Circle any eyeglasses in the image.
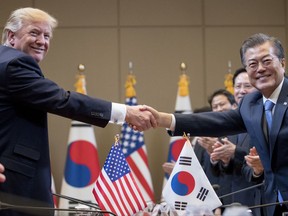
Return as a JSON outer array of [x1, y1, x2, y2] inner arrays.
[[246, 57, 274, 72], [234, 83, 253, 91]]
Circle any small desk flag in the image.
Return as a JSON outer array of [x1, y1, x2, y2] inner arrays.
[[92, 139, 147, 216], [162, 139, 222, 215]]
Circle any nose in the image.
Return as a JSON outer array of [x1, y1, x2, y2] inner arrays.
[[257, 61, 266, 71], [239, 86, 248, 94], [214, 106, 223, 112], [35, 34, 45, 44]]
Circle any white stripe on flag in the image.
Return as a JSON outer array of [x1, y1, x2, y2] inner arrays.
[[95, 172, 123, 215]]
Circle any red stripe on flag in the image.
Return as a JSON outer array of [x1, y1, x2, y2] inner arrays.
[[126, 156, 154, 201], [118, 176, 137, 213], [93, 177, 116, 214], [124, 175, 146, 210], [101, 173, 126, 216], [138, 146, 148, 165], [112, 178, 131, 215], [94, 173, 124, 215]]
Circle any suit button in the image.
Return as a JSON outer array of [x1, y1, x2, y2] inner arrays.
[[91, 112, 104, 118]]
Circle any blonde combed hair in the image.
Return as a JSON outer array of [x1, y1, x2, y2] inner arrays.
[[2, 7, 58, 44]]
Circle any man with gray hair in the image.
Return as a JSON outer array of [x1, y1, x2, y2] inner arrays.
[[147, 33, 288, 216]]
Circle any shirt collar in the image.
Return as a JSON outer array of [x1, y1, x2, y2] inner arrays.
[[263, 78, 284, 104]]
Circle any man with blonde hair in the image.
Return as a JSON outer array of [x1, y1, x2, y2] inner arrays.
[[0, 7, 156, 216]]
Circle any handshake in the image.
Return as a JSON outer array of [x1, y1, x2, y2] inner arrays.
[[125, 105, 172, 131]]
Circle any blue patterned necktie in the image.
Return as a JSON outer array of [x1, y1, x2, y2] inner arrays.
[[264, 100, 274, 133], [264, 100, 284, 204]]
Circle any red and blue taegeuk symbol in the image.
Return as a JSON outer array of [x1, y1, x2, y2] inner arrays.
[[64, 140, 100, 187], [168, 139, 186, 162], [171, 171, 195, 196]]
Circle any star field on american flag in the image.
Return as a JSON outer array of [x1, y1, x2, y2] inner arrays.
[[104, 144, 130, 181], [92, 143, 147, 216]]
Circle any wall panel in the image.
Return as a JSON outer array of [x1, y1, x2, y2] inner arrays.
[[1, 0, 287, 203]]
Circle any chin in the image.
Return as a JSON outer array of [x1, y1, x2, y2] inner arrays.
[[33, 55, 44, 62]]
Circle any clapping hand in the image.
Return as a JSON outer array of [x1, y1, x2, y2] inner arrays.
[[197, 137, 218, 155], [0, 163, 5, 183], [210, 138, 236, 164], [244, 147, 264, 176]]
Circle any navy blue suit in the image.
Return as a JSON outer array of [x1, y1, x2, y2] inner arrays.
[[0, 46, 112, 215], [221, 134, 261, 216], [172, 78, 288, 215]]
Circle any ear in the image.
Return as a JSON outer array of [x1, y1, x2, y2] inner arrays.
[[7, 30, 15, 46], [232, 103, 238, 110], [281, 58, 286, 68]]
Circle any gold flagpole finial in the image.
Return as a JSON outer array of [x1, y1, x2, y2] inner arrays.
[[114, 134, 120, 146], [74, 64, 87, 95], [125, 61, 136, 98], [78, 64, 85, 73], [224, 60, 234, 94], [183, 132, 191, 141], [228, 60, 232, 73], [128, 61, 133, 74], [178, 62, 189, 97], [180, 62, 187, 74]]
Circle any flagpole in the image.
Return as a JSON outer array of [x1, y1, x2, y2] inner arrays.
[[119, 64, 155, 203], [59, 64, 100, 212]]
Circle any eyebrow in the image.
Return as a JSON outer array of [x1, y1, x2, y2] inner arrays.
[[247, 54, 272, 62]]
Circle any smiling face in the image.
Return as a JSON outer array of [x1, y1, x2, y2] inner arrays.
[[233, 72, 256, 104], [211, 94, 236, 112], [244, 41, 286, 98], [8, 21, 52, 62]]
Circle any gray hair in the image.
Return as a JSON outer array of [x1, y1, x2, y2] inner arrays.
[[2, 7, 58, 44], [240, 33, 285, 66]]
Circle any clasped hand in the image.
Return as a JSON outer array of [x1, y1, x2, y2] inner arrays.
[[125, 105, 159, 131]]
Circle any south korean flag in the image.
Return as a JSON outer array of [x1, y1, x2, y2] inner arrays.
[[162, 138, 222, 215]]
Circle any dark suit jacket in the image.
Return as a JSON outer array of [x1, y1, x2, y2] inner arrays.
[[0, 46, 112, 215], [220, 134, 262, 216], [172, 78, 288, 216]]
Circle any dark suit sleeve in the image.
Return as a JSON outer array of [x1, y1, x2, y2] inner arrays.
[[242, 161, 264, 183], [223, 146, 248, 175], [5, 55, 111, 127], [173, 110, 246, 137]]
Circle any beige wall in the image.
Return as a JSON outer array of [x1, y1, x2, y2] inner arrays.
[[1, 0, 288, 202]]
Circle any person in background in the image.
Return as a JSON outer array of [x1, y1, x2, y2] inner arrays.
[[0, 7, 156, 216], [162, 106, 211, 175], [211, 68, 262, 216], [146, 33, 288, 216], [163, 89, 238, 209], [200, 89, 237, 208]]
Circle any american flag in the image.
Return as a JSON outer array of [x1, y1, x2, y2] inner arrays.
[[120, 97, 155, 203], [92, 143, 147, 216]]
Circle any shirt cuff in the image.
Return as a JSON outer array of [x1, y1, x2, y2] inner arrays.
[[252, 171, 263, 178], [210, 158, 219, 165], [169, 114, 176, 131], [109, 102, 126, 124]]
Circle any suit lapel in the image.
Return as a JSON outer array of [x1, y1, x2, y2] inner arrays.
[[269, 79, 288, 155], [251, 95, 270, 158], [237, 133, 247, 147]]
